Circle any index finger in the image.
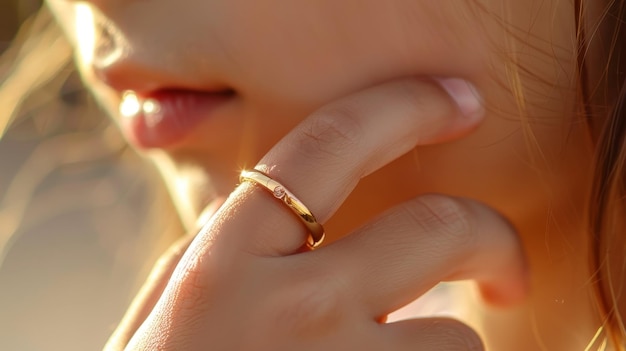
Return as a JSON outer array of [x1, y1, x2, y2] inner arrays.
[[222, 77, 484, 255]]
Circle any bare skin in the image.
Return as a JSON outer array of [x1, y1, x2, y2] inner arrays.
[[47, 0, 601, 349], [104, 78, 528, 350]]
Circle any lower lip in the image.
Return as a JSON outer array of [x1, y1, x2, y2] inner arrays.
[[120, 90, 235, 148]]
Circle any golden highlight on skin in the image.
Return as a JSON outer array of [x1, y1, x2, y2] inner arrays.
[[74, 4, 96, 64]]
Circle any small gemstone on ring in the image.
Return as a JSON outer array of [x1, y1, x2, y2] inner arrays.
[[273, 186, 286, 198]]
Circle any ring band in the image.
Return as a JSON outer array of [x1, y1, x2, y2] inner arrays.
[[240, 169, 325, 249]]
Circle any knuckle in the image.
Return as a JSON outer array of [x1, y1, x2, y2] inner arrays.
[[297, 105, 363, 160], [410, 194, 476, 250], [174, 272, 212, 318], [270, 275, 346, 338], [174, 255, 222, 314], [159, 261, 228, 347]]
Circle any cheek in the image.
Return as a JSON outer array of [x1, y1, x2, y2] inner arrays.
[[220, 0, 490, 106]]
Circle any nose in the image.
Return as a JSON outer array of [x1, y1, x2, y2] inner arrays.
[[68, 2, 125, 68], [61, 1, 168, 93], [92, 20, 121, 65]]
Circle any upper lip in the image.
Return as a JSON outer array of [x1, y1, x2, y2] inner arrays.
[[93, 59, 233, 98], [89, 12, 233, 97], [93, 64, 233, 97]]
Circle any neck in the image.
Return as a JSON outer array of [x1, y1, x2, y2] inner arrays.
[[469, 188, 604, 351]]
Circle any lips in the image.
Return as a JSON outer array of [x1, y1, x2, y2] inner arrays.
[[119, 89, 236, 148]]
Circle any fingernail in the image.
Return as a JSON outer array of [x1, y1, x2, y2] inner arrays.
[[436, 78, 485, 121]]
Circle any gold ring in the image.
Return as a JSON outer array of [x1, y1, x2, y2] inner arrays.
[[240, 169, 325, 249]]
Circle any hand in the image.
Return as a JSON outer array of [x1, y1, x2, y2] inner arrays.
[[105, 77, 528, 351]]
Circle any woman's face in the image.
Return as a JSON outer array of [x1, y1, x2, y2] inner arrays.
[[47, 0, 590, 234]]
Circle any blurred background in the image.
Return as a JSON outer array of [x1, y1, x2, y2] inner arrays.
[[0, 1, 180, 350]]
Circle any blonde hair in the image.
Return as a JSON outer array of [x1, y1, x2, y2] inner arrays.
[[0, 6, 182, 290]]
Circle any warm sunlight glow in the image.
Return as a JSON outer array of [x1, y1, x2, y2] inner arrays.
[[143, 99, 161, 115], [120, 91, 141, 117], [143, 99, 163, 127], [74, 4, 96, 63]]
